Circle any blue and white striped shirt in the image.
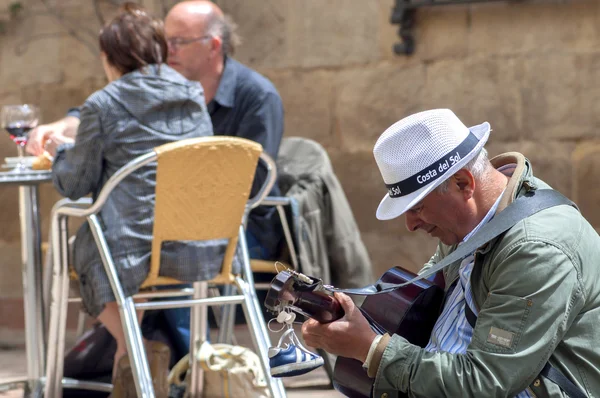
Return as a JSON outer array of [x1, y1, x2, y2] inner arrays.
[[425, 190, 532, 398]]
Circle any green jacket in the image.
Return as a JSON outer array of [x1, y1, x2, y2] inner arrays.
[[373, 152, 600, 397]]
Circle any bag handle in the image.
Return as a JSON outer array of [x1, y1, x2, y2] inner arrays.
[[197, 342, 266, 387]]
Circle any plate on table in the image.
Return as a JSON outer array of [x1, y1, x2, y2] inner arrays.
[[2, 156, 36, 169]]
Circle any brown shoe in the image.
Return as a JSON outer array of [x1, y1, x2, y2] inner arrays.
[[109, 342, 171, 398], [146, 340, 171, 398], [109, 354, 136, 398]]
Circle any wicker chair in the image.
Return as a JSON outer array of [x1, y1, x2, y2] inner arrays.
[[44, 136, 286, 398]]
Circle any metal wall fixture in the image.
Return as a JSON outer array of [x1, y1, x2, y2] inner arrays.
[[391, 0, 528, 55]]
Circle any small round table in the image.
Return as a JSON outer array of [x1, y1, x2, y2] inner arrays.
[[0, 169, 52, 396]]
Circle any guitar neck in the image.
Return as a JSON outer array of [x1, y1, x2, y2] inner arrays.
[[292, 288, 345, 323], [265, 271, 345, 323]]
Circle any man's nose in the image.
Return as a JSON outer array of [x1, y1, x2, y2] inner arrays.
[[405, 211, 420, 232]]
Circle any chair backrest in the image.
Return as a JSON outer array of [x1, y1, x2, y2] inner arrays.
[[148, 136, 264, 285]]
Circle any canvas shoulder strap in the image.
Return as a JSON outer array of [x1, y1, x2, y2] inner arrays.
[[334, 189, 576, 296]]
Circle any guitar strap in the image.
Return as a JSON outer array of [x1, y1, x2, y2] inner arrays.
[[333, 188, 576, 296]]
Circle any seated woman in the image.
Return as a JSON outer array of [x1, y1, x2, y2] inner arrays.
[[49, 3, 232, 395]]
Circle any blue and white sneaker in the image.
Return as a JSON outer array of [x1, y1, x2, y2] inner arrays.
[[268, 328, 324, 377]]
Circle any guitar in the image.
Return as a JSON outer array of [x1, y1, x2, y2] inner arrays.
[[265, 267, 445, 398]]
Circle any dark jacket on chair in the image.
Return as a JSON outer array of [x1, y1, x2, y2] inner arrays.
[[277, 137, 373, 288]]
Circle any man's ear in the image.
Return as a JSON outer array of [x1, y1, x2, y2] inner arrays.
[[210, 36, 223, 56], [452, 169, 475, 199]]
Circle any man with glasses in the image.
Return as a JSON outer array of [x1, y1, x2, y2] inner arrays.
[[164, 1, 285, 262]]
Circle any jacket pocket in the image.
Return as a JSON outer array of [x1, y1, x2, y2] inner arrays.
[[472, 292, 532, 354]]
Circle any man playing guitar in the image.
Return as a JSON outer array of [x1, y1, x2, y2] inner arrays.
[[300, 109, 599, 397]]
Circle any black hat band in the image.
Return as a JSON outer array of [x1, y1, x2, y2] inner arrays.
[[385, 132, 480, 198]]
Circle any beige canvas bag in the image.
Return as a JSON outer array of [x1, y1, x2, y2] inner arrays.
[[168, 341, 271, 398]]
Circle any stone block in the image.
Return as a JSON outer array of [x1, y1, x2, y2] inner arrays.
[[286, 0, 380, 68], [362, 230, 437, 278], [328, 149, 385, 234], [0, 242, 23, 298], [518, 53, 600, 141], [21, 80, 105, 123], [414, 6, 469, 62], [262, 69, 336, 147], [486, 140, 575, 198], [55, 2, 105, 83], [573, 143, 600, 227], [218, 0, 290, 69], [469, 1, 600, 56], [335, 62, 427, 152], [423, 55, 521, 141], [0, 14, 62, 92], [0, 186, 20, 242]]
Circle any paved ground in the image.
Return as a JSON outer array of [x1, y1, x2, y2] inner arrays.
[[0, 325, 344, 398]]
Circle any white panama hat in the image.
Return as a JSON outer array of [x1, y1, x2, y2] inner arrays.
[[373, 109, 491, 220]]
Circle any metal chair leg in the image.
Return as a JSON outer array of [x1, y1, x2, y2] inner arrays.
[[44, 220, 60, 398], [217, 284, 236, 344], [188, 282, 208, 398], [75, 308, 87, 338], [88, 215, 154, 398], [234, 227, 285, 397], [236, 277, 286, 398], [120, 297, 155, 398], [45, 215, 71, 398]]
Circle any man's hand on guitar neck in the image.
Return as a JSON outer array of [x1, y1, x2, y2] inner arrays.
[[301, 292, 377, 363]]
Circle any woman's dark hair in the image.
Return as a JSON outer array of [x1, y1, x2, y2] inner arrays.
[[99, 2, 167, 75]]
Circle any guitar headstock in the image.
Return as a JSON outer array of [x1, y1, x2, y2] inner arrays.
[[264, 270, 344, 323]]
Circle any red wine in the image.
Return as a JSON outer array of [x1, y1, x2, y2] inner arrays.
[[5, 124, 33, 145]]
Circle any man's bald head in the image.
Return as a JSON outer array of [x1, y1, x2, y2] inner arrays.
[[164, 1, 240, 99], [165, 1, 239, 58], [167, 1, 223, 29]]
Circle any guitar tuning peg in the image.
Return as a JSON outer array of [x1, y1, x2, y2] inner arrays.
[[276, 311, 295, 324], [285, 312, 296, 324]]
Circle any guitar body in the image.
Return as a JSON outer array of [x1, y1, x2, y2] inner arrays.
[[264, 267, 445, 398], [332, 267, 445, 398]]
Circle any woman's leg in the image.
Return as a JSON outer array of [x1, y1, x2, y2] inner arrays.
[[97, 301, 145, 378]]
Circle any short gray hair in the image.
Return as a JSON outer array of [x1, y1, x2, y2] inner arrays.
[[205, 13, 241, 56], [435, 148, 490, 193]]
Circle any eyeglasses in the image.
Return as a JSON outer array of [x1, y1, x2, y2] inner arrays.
[[167, 35, 212, 49]]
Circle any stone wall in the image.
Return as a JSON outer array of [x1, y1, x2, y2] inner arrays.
[[1, 0, 600, 319]]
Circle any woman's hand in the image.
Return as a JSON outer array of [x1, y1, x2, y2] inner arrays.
[[301, 292, 377, 362], [26, 116, 80, 156]]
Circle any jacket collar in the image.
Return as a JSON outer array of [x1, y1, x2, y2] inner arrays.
[[490, 152, 536, 213], [470, 152, 534, 255]]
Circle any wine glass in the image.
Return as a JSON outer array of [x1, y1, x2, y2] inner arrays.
[[1, 104, 40, 172]]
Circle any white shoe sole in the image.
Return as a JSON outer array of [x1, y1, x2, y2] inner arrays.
[[270, 357, 325, 376]]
